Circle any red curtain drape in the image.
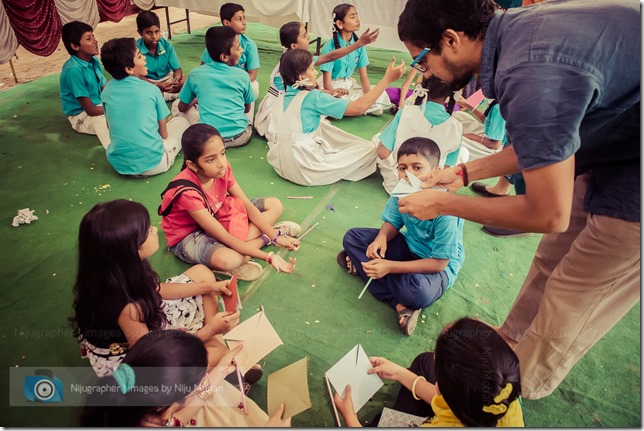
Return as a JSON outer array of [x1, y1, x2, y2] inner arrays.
[[97, 0, 130, 22], [2, 0, 62, 56]]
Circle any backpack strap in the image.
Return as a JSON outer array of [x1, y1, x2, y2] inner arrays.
[[158, 179, 215, 217]]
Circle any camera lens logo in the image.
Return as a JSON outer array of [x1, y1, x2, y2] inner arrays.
[[23, 369, 63, 403]]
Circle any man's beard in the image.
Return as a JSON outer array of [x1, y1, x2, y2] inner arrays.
[[443, 55, 475, 92]]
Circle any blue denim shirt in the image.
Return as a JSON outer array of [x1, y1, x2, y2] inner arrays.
[[480, 0, 640, 222]]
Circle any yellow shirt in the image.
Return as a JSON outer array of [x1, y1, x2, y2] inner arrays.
[[422, 395, 525, 427]]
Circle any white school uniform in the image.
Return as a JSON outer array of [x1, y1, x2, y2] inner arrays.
[[254, 63, 281, 136], [377, 93, 465, 194], [316, 75, 391, 115], [266, 89, 377, 186]]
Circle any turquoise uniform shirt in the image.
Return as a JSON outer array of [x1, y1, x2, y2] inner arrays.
[[382, 197, 465, 289], [484, 103, 507, 145], [201, 33, 260, 72], [59, 55, 106, 116], [136, 37, 181, 80], [283, 86, 349, 133], [101, 76, 170, 175], [380, 101, 462, 165], [319, 35, 368, 79], [179, 61, 255, 138]]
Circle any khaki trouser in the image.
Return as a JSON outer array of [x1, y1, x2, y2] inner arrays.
[[502, 173, 640, 399]]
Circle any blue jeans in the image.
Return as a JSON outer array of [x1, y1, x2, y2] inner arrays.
[[342, 228, 449, 310]]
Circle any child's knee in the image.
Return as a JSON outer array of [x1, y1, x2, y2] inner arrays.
[[210, 249, 246, 271], [342, 228, 362, 249], [186, 264, 216, 282], [264, 197, 284, 215]]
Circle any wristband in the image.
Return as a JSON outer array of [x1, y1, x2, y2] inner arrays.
[[271, 230, 281, 245], [265, 252, 274, 263], [455, 163, 469, 187], [411, 375, 427, 401]]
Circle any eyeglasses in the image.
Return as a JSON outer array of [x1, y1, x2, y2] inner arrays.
[[410, 47, 430, 73]]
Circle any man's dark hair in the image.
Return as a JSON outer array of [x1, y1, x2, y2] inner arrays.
[[205, 26, 237, 63], [220, 3, 245, 23], [398, 0, 498, 53], [100, 38, 136, 80], [62, 21, 94, 56]]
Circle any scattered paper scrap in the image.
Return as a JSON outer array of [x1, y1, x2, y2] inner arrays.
[[12, 208, 38, 227], [326, 204, 336, 212]]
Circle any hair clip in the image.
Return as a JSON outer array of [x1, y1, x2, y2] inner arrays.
[[482, 383, 513, 415], [112, 363, 136, 394]]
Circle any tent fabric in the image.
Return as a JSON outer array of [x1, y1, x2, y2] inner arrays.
[[0, 1, 19, 64], [0, 0, 154, 65], [2, 0, 62, 57]]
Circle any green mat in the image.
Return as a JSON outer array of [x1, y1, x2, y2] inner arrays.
[[0, 22, 639, 427]]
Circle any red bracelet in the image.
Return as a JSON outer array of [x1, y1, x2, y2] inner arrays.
[[455, 163, 469, 187], [265, 252, 274, 263]]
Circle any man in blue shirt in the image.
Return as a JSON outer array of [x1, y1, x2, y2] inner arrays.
[[397, 0, 639, 399]]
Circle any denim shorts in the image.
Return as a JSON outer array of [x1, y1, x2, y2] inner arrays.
[[169, 198, 265, 266]]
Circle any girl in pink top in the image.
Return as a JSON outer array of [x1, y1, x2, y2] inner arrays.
[[160, 124, 299, 281]]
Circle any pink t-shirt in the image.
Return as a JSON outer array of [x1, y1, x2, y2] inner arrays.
[[160, 166, 236, 247]]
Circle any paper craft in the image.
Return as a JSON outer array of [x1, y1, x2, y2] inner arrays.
[[325, 344, 383, 412], [391, 171, 448, 198], [465, 89, 485, 108], [377, 407, 428, 428], [267, 357, 312, 419], [222, 274, 242, 313], [222, 308, 283, 374]]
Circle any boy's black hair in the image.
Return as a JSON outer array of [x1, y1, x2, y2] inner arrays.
[[435, 318, 521, 426], [136, 10, 161, 32], [397, 137, 441, 168], [100, 38, 136, 80], [205, 26, 237, 63], [332, 4, 358, 49], [280, 21, 302, 49], [220, 3, 245, 23], [279, 48, 314, 88], [62, 21, 94, 56], [398, 0, 497, 54]]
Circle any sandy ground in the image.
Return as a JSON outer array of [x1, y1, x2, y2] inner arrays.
[[0, 7, 214, 91]]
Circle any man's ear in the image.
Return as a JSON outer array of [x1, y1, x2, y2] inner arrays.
[[441, 29, 461, 52]]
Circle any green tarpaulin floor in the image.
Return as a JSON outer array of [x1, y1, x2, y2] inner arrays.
[[0, 21, 639, 427]]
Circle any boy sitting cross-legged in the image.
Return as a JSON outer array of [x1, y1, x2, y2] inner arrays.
[[339, 137, 465, 336], [175, 26, 256, 148], [100, 37, 190, 176], [59, 21, 110, 150]]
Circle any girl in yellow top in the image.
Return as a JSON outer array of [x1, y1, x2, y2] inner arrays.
[[334, 317, 525, 427]]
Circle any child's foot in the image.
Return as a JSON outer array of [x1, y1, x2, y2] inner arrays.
[[216, 261, 263, 281], [336, 250, 358, 276], [397, 307, 421, 336], [273, 221, 302, 237]]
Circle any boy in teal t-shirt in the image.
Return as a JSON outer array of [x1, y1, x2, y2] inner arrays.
[[100, 37, 190, 176], [59, 21, 110, 149], [340, 137, 465, 336], [178, 26, 255, 148], [135, 10, 186, 101]]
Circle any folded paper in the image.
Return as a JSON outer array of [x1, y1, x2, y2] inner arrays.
[[267, 357, 312, 419], [223, 308, 283, 375], [325, 344, 383, 412], [222, 273, 242, 313]]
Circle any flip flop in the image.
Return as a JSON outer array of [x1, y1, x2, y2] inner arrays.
[[244, 365, 263, 385], [398, 307, 421, 336], [471, 182, 508, 198], [336, 250, 358, 276]]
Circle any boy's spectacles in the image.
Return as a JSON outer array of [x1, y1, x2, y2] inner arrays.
[[410, 47, 430, 73]]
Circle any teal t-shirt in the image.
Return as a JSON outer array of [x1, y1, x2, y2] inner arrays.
[[319, 35, 368, 79], [179, 61, 255, 138], [282, 86, 349, 133], [484, 103, 507, 145], [380, 101, 461, 166], [382, 197, 465, 289], [101, 76, 170, 175], [59, 55, 106, 116], [136, 37, 181, 80], [201, 33, 260, 72]]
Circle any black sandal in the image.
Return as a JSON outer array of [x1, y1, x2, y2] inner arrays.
[[336, 250, 358, 276], [397, 307, 421, 336], [244, 365, 263, 385]]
